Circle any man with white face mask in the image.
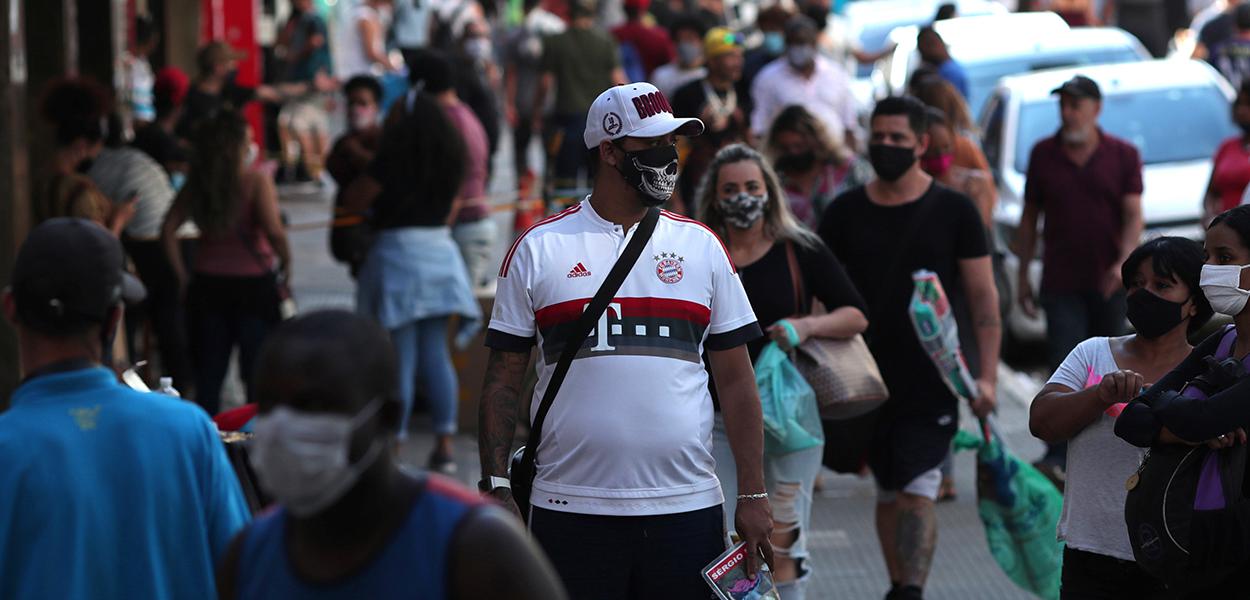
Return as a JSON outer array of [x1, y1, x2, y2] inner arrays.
[[218, 310, 566, 599], [481, 82, 775, 598], [1014, 75, 1144, 477], [749, 15, 858, 149], [326, 75, 383, 275]]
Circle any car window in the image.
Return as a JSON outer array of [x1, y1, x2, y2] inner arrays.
[[964, 47, 1144, 117], [1013, 85, 1237, 173], [981, 94, 1006, 176]]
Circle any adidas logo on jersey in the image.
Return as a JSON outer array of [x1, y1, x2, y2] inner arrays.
[[567, 263, 592, 278]]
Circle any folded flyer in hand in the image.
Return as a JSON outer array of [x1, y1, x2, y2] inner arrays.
[[702, 542, 781, 600]]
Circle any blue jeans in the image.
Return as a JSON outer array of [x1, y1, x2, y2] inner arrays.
[[530, 505, 725, 600], [713, 415, 822, 599], [390, 317, 458, 439]]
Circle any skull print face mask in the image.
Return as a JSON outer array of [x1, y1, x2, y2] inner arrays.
[[615, 143, 680, 206]]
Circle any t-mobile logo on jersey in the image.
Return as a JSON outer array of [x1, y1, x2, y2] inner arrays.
[[589, 302, 623, 352], [585, 301, 673, 352]]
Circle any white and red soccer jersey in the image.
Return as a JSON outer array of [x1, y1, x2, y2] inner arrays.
[[487, 198, 760, 516]]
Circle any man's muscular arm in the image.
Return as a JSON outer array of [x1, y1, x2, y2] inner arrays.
[[477, 348, 533, 518]]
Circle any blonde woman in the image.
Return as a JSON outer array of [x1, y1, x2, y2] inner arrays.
[[766, 105, 874, 229], [698, 143, 868, 598]]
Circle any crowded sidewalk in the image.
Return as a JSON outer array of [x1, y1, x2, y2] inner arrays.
[[275, 131, 1042, 599]]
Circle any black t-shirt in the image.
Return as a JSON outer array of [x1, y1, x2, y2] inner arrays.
[[1201, 12, 1235, 59], [175, 82, 256, 140], [708, 237, 865, 409], [738, 239, 865, 361], [131, 124, 187, 171], [818, 182, 988, 415], [365, 151, 455, 229]]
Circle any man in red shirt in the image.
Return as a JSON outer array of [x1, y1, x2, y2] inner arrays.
[[611, 0, 675, 79]]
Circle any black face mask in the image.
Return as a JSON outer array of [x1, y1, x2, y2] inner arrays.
[[775, 152, 817, 174], [868, 143, 917, 182], [1239, 121, 1250, 137], [76, 158, 95, 174], [615, 144, 680, 206], [1126, 288, 1188, 339]]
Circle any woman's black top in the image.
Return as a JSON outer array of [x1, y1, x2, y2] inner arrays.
[[1116, 327, 1250, 447], [737, 239, 866, 362], [709, 237, 866, 410]]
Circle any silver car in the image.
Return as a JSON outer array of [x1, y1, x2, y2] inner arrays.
[[980, 59, 1237, 343]]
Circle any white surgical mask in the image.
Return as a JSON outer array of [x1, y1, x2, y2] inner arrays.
[[786, 45, 816, 70], [244, 142, 259, 167], [350, 107, 378, 131], [1200, 263, 1250, 316], [249, 398, 385, 517], [464, 37, 492, 62]]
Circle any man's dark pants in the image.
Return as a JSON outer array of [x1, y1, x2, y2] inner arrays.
[[1041, 290, 1128, 371], [531, 505, 725, 599], [1040, 290, 1126, 465], [124, 238, 194, 391], [546, 113, 589, 191]]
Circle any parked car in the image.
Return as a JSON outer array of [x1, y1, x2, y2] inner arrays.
[[833, 0, 1009, 127], [873, 13, 1150, 116], [837, 0, 1008, 79], [980, 60, 1237, 343]]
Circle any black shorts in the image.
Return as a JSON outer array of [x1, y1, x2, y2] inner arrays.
[[868, 411, 958, 492]]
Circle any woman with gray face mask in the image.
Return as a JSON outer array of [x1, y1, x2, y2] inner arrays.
[[697, 143, 868, 599]]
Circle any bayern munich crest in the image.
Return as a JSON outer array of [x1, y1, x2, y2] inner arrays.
[[654, 252, 684, 284]]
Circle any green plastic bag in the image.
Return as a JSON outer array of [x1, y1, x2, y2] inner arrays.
[[953, 427, 1064, 600], [757, 343, 824, 455]]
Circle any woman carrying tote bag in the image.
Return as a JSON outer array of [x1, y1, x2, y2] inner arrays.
[[698, 144, 868, 599]]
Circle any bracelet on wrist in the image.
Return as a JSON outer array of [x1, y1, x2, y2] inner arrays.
[[737, 492, 768, 501]]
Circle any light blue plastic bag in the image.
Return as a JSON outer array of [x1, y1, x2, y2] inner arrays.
[[757, 342, 824, 455]]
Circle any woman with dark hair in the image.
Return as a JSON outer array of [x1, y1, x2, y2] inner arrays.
[[1030, 236, 1211, 598], [698, 143, 868, 598], [1204, 80, 1250, 225], [341, 91, 480, 474], [766, 104, 873, 229], [161, 110, 292, 414], [34, 78, 136, 235]]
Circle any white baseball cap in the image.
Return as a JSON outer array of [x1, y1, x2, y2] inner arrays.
[[584, 82, 704, 149]]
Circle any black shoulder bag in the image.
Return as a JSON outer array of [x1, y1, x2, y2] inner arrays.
[[509, 207, 660, 521]]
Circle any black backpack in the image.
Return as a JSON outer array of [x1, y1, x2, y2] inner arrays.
[[1124, 326, 1250, 591]]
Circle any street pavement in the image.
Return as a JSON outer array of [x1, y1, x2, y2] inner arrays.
[[273, 133, 1052, 599]]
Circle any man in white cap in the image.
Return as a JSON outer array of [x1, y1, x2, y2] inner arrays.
[[479, 82, 774, 597]]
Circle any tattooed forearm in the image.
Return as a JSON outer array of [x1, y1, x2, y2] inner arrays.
[[896, 502, 937, 586], [478, 349, 532, 477]]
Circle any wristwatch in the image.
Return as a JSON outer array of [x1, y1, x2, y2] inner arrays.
[[478, 475, 512, 493]]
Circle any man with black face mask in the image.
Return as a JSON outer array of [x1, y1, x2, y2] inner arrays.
[[480, 82, 775, 598], [818, 96, 1001, 600]]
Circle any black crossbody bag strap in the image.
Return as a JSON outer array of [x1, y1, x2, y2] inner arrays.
[[517, 207, 660, 485]]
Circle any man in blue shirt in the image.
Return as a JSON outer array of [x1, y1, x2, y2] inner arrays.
[[0, 218, 251, 600], [918, 26, 969, 99]]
